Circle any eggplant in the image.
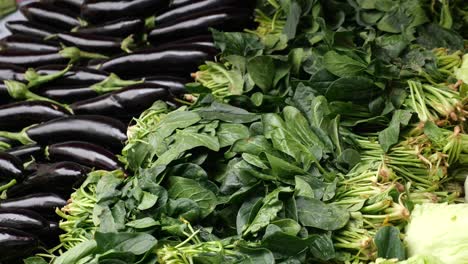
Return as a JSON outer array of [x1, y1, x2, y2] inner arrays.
[[0, 153, 23, 181], [151, 34, 215, 50], [0, 84, 12, 105], [7, 162, 86, 197], [144, 75, 188, 95], [149, 7, 254, 43], [0, 48, 107, 68], [0, 115, 127, 152], [47, 141, 122, 171], [71, 83, 170, 117], [0, 34, 60, 53], [35, 64, 109, 86], [0, 63, 26, 83], [76, 17, 145, 38], [98, 44, 217, 78], [0, 50, 67, 68], [81, 0, 170, 24], [0, 209, 50, 235], [169, 0, 195, 8], [5, 20, 59, 39], [20, 2, 81, 31], [38, 85, 100, 103], [56, 32, 125, 54], [0, 101, 69, 131], [6, 145, 44, 163], [0, 227, 39, 262], [0, 193, 67, 217], [155, 0, 253, 25], [42, 0, 85, 12]]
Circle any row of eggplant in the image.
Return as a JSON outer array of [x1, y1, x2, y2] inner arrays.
[[0, 0, 255, 262]]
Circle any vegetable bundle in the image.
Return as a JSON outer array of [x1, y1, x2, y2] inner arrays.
[[0, 0, 467, 263]]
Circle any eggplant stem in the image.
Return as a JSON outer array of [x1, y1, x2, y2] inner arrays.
[[0, 179, 16, 193]]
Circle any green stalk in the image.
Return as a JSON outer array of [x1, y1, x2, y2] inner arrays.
[[0, 179, 16, 192], [60, 47, 108, 64], [4, 80, 73, 113], [25, 64, 72, 88]]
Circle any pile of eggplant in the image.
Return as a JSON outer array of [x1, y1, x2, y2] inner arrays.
[[0, 0, 255, 262]]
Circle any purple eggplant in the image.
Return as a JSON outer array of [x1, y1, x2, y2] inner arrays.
[[7, 162, 86, 197], [0, 152, 23, 181], [0, 227, 39, 262], [0, 34, 59, 53], [76, 17, 145, 38], [148, 7, 254, 43], [0, 63, 26, 82], [0, 101, 70, 131], [20, 2, 81, 31], [5, 20, 59, 39], [0, 193, 67, 218], [0, 115, 127, 152], [70, 83, 170, 117], [98, 44, 217, 78], [47, 141, 122, 170], [6, 145, 44, 163], [81, 0, 170, 24]]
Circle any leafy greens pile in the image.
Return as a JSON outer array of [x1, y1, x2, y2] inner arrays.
[[27, 0, 467, 263]]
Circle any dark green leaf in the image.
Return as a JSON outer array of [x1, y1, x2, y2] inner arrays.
[[323, 51, 367, 77], [296, 197, 349, 230], [374, 226, 406, 260], [168, 176, 217, 218], [94, 232, 157, 255], [211, 29, 264, 57]]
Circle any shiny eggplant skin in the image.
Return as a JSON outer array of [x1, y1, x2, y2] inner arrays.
[[35, 64, 109, 86], [144, 75, 188, 95], [0, 136, 18, 148], [20, 2, 81, 31], [81, 0, 170, 24], [0, 84, 12, 105], [169, 0, 196, 8], [0, 50, 68, 68], [7, 162, 86, 197], [0, 101, 69, 131], [38, 85, 100, 103], [0, 153, 24, 181], [0, 227, 39, 262], [24, 115, 127, 152], [5, 21, 59, 39], [0, 209, 50, 235], [0, 63, 26, 82], [0, 34, 59, 53], [99, 44, 217, 78], [6, 145, 44, 163], [56, 32, 123, 54], [150, 34, 215, 50], [71, 83, 170, 117], [155, 0, 253, 25], [47, 141, 122, 171], [0, 193, 67, 217], [149, 7, 254, 43], [42, 0, 85, 11], [76, 17, 145, 38]]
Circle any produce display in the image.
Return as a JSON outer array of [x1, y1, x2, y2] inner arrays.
[[0, 0, 466, 263]]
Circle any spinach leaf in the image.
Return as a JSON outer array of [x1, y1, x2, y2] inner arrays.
[[323, 51, 367, 77], [374, 226, 406, 260], [243, 187, 292, 235], [94, 232, 157, 255], [296, 197, 349, 230], [168, 176, 218, 218]]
